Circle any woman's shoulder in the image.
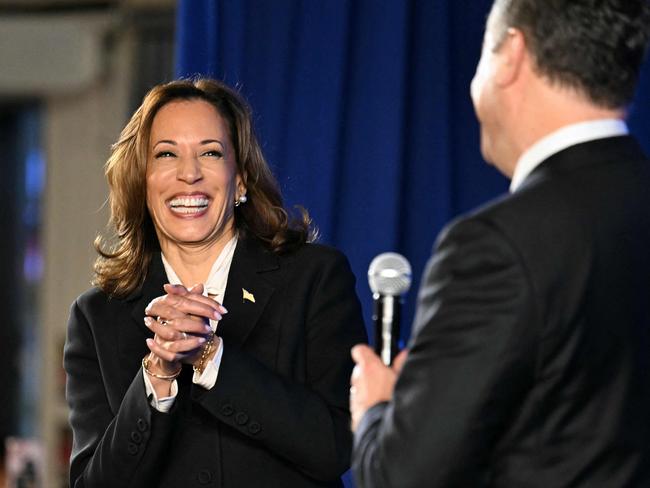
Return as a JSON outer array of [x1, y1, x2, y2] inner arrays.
[[243, 234, 349, 265], [73, 285, 127, 314]]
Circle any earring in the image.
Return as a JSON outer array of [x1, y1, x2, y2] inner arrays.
[[235, 194, 248, 207]]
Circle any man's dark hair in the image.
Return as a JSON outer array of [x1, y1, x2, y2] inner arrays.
[[492, 0, 650, 108]]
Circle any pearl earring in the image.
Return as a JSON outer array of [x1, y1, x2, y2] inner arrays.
[[235, 194, 248, 207]]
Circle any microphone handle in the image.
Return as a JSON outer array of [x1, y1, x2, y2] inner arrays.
[[372, 293, 401, 366]]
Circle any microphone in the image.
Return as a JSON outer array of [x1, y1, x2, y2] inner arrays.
[[368, 252, 412, 366]]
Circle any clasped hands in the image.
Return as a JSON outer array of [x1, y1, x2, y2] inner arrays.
[[143, 283, 227, 378], [350, 345, 408, 432]]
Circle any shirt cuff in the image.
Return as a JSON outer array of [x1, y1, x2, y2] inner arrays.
[[143, 369, 178, 413], [193, 338, 224, 390]]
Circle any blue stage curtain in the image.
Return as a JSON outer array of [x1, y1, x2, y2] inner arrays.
[[176, 0, 650, 456]]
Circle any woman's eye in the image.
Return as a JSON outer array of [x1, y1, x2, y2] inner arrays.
[[203, 150, 224, 158], [154, 151, 175, 159]]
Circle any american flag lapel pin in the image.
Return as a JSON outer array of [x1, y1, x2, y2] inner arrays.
[[242, 288, 256, 303]]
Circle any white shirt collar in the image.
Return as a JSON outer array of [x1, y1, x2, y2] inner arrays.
[[161, 235, 238, 301], [509, 119, 629, 192]]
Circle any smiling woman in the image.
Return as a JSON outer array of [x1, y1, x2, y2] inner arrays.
[[94, 79, 312, 298], [145, 100, 241, 256], [63, 78, 367, 488]]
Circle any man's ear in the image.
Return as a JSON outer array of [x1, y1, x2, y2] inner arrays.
[[496, 27, 527, 87]]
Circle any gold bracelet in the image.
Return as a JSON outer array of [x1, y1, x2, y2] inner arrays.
[[193, 333, 215, 375], [142, 356, 182, 381]]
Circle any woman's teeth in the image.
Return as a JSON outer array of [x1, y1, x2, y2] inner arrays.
[[169, 196, 209, 214]]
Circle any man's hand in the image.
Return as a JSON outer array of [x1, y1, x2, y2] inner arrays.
[[350, 345, 408, 431]]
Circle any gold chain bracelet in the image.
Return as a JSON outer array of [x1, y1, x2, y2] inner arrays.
[[142, 355, 182, 381], [193, 332, 215, 375]]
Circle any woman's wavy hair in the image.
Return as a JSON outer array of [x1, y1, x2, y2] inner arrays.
[[94, 78, 314, 297]]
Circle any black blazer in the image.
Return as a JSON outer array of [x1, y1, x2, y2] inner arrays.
[[353, 136, 650, 487], [64, 237, 367, 488]]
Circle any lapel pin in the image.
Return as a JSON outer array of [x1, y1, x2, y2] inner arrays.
[[242, 288, 256, 303]]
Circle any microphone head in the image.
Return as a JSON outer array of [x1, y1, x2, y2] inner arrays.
[[368, 252, 412, 296]]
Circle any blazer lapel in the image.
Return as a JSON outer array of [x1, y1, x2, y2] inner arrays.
[[217, 237, 279, 348]]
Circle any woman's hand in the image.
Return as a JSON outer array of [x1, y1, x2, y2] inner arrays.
[[144, 284, 224, 366], [144, 284, 221, 364]]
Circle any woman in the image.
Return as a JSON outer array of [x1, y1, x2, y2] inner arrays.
[[64, 78, 367, 488]]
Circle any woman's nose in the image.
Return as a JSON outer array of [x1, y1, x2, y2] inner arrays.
[[177, 156, 203, 183]]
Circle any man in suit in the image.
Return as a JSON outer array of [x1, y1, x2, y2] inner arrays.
[[350, 1, 650, 486]]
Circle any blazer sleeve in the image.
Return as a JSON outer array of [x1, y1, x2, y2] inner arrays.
[[64, 297, 177, 488], [190, 250, 367, 482], [353, 217, 541, 488]]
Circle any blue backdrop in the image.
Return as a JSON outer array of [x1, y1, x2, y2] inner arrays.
[[175, 0, 650, 364], [175, 0, 649, 486]]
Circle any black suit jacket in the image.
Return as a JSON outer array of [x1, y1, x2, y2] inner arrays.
[[353, 136, 650, 487], [64, 237, 367, 488]]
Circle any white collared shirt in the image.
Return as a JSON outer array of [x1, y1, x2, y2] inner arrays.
[[144, 236, 238, 412], [510, 119, 629, 192]]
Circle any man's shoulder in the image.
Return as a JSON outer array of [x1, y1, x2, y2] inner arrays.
[[438, 144, 650, 270], [437, 180, 583, 257]]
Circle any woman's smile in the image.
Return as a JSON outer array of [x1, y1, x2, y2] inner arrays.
[[167, 192, 211, 217]]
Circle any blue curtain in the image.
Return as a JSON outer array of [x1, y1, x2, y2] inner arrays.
[[175, 0, 650, 352], [175, 1, 649, 486]]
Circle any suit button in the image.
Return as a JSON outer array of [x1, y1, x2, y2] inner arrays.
[[221, 404, 234, 416], [248, 421, 261, 435], [197, 469, 212, 484], [130, 431, 142, 444], [127, 442, 138, 455], [136, 418, 148, 432], [235, 412, 249, 425]]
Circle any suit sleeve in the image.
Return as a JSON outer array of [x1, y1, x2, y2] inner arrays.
[[64, 298, 177, 488], [190, 250, 368, 481], [353, 217, 541, 488]]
